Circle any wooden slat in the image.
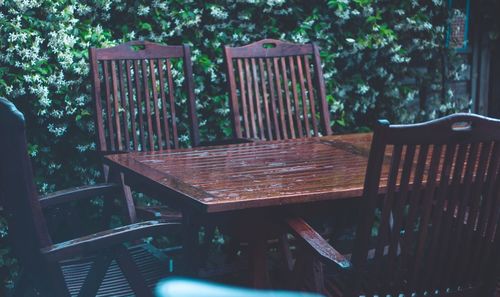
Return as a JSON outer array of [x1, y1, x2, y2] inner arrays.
[[102, 61, 115, 151], [237, 59, 250, 138], [469, 142, 500, 280], [456, 142, 492, 285], [89, 48, 107, 152], [141, 60, 155, 150], [157, 59, 171, 149], [165, 59, 179, 148], [266, 58, 281, 140], [149, 59, 163, 149], [244, 58, 257, 138], [125, 60, 138, 150], [446, 143, 479, 288], [386, 144, 416, 285], [423, 143, 457, 290], [182, 45, 200, 147], [434, 143, 469, 291], [224, 48, 242, 139], [304, 55, 318, 136], [273, 57, 287, 139], [399, 144, 429, 294], [115, 246, 153, 297], [281, 57, 296, 138], [296, 56, 310, 137], [374, 144, 402, 286], [289, 56, 303, 137], [251, 58, 265, 139], [110, 60, 123, 151], [258, 58, 273, 140], [133, 60, 146, 150], [312, 43, 331, 136], [118, 60, 130, 150], [411, 144, 443, 294], [77, 254, 112, 297]]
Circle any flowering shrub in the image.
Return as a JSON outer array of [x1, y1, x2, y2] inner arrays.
[[0, 0, 470, 290]]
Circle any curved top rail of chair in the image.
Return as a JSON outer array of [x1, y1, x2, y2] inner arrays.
[[375, 113, 500, 144], [224, 38, 316, 58], [91, 40, 186, 60], [0, 97, 25, 128]]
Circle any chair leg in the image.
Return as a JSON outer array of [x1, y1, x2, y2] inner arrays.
[[291, 246, 307, 290], [290, 244, 325, 294], [310, 256, 326, 293], [249, 237, 270, 288], [200, 223, 216, 268], [181, 210, 200, 277], [278, 234, 294, 273]]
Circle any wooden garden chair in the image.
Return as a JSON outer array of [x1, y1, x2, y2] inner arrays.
[[0, 97, 179, 297], [223, 38, 334, 279], [224, 38, 332, 141], [89, 40, 200, 223], [286, 114, 500, 296]]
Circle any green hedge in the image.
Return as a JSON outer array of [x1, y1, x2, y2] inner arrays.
[[0, 0, 471, 290]]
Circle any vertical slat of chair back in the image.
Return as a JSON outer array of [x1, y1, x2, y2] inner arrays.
[[224, 39, 332, 141], [0, 98, 52, 265], [353, 114, 500, 297], [89, 41, 199, 154]]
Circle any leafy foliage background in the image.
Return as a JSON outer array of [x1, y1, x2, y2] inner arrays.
[[0, 0, 474, 291]]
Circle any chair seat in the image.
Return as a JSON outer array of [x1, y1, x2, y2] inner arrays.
[[61, 244, 174, 297]]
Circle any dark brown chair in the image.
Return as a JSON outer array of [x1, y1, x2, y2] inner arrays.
[[224, 38, 332, 141], [0, 97, 179, 297], [89, 40, 200, 222], [223, 39, 334, 282], [89, 40, 199, 153], [287, 114, 500, 296]]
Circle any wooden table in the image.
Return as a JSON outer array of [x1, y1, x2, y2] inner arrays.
[[104, 133, 374, 285]]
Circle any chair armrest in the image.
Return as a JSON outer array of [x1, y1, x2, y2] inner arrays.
[[285, 217, 352, 270], [41, 220, 180, 262], [39, 183, 120, 208], [199, 137, 259, 147]]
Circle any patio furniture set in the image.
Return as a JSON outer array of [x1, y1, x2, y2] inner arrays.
[[0, 39, 498, 297]]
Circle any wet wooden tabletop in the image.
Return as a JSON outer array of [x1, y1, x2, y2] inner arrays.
[[104, 133, 375, 213]]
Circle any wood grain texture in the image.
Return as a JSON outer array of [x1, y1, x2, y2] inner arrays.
[[104, 133, 375, 213]]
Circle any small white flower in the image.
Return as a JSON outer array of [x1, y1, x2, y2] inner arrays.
[[210, 6, 228, 20], [137, 5, 150, 16], [357, 84, 370, 95]]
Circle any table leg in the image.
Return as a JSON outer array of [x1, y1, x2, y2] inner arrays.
[[249, 236, 270, 288], [181, 210, 200, 276]]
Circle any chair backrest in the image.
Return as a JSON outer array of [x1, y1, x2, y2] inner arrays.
[[0, 98, 51, 267], [352, 114, 500, 296], [224, 39, 332, 141], [89, 40, 200, 153]]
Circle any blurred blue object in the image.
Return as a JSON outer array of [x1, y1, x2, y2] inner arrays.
[[155, 278, 325, 297]]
